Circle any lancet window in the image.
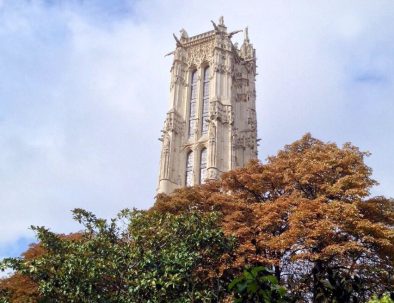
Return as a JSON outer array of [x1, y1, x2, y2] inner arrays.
[[185, 151, 193, 186], [199, 148, 207, 184], [201, 67, 210, 135], [188, 70, 198, 138]]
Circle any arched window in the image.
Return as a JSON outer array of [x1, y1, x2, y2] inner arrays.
[[201, 67, 210, 135], [199, 148, 207, 184], [188, 70, 198, 138], [185, 151, 193, 186]]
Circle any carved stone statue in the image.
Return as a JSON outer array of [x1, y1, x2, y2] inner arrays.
[[244, 26, 249, 42], [209, 122, 216, 140], [180, 28, 189, 39]]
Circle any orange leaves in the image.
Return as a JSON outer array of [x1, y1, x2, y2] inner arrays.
[[214, 134, 378, 207], [153, 133, 392, 269], [357, 197, 394, 225], [262, 134, 377, 202], [21, 243, 46, 260], [0, 274, 40, 303], [152, 134, 393, 298], [0, 243, 45, 302]]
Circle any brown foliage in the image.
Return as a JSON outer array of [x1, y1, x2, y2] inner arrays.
[[0, 274, 39, 303], [0, 243, 43, 303], [154, 134, 394, 299]]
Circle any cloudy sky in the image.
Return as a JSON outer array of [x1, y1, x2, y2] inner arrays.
[[0, 0, 393, 261]]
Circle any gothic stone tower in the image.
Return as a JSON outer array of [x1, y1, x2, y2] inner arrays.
[[158, 17, 257, 194]]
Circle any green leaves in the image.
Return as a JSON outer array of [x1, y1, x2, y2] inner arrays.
[[125, 210, 236, 302], [228, 266, 288, 303], [1, 209, 235, 302]]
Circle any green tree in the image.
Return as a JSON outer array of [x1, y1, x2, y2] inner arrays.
[[228, 266, 288, 303], [312, 267, 362, 303], [1, 209, 236, 303]]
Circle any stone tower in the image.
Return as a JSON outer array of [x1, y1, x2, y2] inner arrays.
[[157, 17, 257, 194]]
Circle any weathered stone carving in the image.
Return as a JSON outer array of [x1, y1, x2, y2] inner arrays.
[[209, 101, 233, 124], [162, 111, 184, 135], [180, 28, 189, 40], [233, 131, 257, 149], [208, 168, 218, 179], [187, 40, 215, 66], [248, 109, 257, 131], [160, 134, 170, 179]]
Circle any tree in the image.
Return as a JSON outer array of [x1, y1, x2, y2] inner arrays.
[[228, 266, 288, 303], [154, 134, 394, 302], [0, 238, 68, 303], [1, 209, 236, 302], [2, 134, 392, 302]]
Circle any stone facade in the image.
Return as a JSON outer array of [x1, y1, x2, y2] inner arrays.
[[157, 17, 258, 194]]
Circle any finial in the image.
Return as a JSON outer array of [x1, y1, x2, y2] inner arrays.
[[244, 26, 249, 42], [219, 16, 224, 26]]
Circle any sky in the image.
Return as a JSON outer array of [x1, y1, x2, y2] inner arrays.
[[0, 0, 393, 264]]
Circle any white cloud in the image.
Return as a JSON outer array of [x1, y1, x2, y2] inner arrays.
[[0, 0, 393, 256]]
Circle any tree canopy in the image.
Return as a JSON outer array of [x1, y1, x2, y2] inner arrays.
[[154, 134, 394, 301], [1, 209, 235, 303], [1, 134, 393, 302]]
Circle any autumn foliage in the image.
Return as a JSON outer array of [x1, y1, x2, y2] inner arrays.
[[154, 134, 394, 301], [1, 134, 393, 302]]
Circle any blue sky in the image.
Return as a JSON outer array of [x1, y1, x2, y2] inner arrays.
[[1, 0, 393, 266]]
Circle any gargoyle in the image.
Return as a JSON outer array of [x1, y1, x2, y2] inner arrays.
[[227, 29, 242, 39]]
